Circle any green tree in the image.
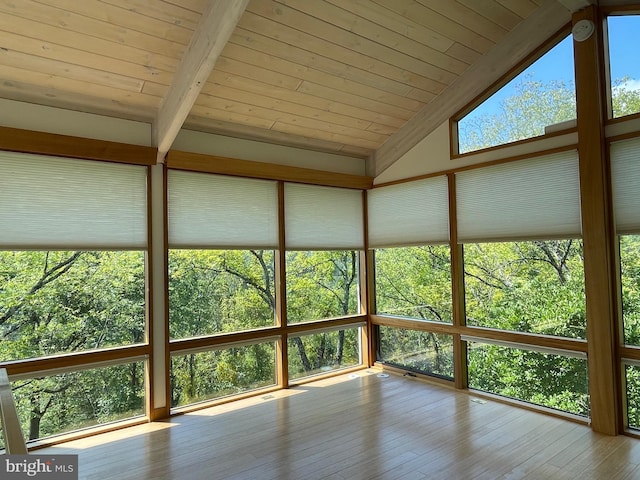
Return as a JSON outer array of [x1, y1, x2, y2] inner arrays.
[[453, 78, 640, 416], [0, 250, 145, 441], [375, 246, 451, 322], [612, 76, 640, 117], [459, 77, 576, 153]]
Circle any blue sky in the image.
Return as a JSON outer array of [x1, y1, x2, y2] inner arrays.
[[468, 15, 640, 118], [609, 15, 640, 88]]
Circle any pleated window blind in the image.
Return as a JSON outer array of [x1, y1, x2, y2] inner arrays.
[[167, 170, 279, 249], [456, 150, 581, 242], [284, 183, 364, 250], [367, 176, 449, 248], [0, 151, 147, 249], [611, 136, 640, 234]]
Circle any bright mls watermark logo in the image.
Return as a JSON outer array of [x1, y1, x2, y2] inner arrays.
[[0, 455, 77, 479]]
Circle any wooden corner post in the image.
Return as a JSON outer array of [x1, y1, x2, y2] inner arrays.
[[573, 5, 621, 435]]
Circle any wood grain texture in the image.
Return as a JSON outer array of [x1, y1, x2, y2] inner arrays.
[[154, 0, 250, 161], [574, 5, 621, 436], [370, 314, 589, 354], [167, 150, 373, 189], [448, 173, 468, 390], [36, 371, 640, 479], [0, 345, 149, 378], [372, 0, 571, 176], [0, 0, 550, 162], [0, 126, 156, 165]]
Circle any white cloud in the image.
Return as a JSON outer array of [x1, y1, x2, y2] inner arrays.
[[615, 78, 640, 91]]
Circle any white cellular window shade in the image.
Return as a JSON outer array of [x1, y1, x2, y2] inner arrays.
[[0, 151, 147, 249], [368, 176, 449, 248], [611, 136, 640, 234], [456, 150, 581, 242], [168, 170, 278, 249], [285, 183, 364, 250]]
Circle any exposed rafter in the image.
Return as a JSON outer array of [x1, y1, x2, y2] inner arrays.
[[153, 0, 249, 163], [371, 0, 572, 177]]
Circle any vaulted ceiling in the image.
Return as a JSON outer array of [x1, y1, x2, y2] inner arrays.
[[0, 0, 593, 175]]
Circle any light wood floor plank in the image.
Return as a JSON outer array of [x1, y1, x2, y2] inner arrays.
[[39, 370, 640, 480]]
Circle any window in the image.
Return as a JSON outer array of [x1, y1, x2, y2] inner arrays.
[[378, 326, 453, 379], [0, 151, 148, 443], [9, 362, 144, 445], [620, 236, 640, 345], [288, 326, 362, 381], [467, 340, 589, 416], [0, 251, 145, 361], [374, 246, 451, 323], [284, 183, 364, 324], [457, 151, 585, 338], [169, 250, 276, 338], [286, 250, 359, 323], [168, 171, 279, 340], [464, 241, 585, 338], [368, 176, 451, 373], [170, 341, 277, 408], [625, 362, 640, 430], [456, 35, 576, 154], [607, 15, 640, 118], [611, 135, 640, 430], [611, 137, 640, 345], [0, 155, 148, 359]]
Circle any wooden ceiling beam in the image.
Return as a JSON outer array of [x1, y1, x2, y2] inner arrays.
[[558, 0, 596, 11], [371, 0, 572, 177], [152, 0, 249, 163]]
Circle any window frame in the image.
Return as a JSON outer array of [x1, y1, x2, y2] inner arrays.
[[603, 10, 640, 122], [450, 26, 576, 158]]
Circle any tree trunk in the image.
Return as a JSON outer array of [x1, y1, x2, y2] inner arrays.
[[336, 330, 345, 365], [292, 337, 312, 371], [188, 354, 196, 398], [29, 396, 41, 441]]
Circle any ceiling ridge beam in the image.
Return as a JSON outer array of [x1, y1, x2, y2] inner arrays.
[[371, 0, 572, 177], [153, 0, 249, 163]]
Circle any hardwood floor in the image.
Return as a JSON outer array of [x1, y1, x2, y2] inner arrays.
[[40, 370, 640, 479]]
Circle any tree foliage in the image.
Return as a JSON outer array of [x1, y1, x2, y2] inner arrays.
[[459, 77, 576, 153], [3, 79, 640, 445]]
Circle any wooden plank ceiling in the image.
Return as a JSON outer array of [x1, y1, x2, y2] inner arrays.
[[0, 0, 567, 172]]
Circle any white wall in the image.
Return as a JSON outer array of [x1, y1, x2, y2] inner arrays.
[[173, 129, 367, 175], [0, 99, 368, 175], [374, 120, 578, 184], [0, 98, 153, 146], [374, 121, 451, 184]]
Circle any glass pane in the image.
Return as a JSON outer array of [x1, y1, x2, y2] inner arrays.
[[374, 246, 451, 323], [608, 15, 640, 118], [169, 250, 276, 339], [6, 362, 145, 446], [0, 251, 145, 361], [620, 235, 640, 345], [458, 36, 575, 154], [288, 327, 361, 380], [286, 251, 360, 324], [626, 364, 640, 429], [378, 326, 453, 379], [468, 342, 589, 416], [464, 241, 586, 339], [170, 342, 277, 408]]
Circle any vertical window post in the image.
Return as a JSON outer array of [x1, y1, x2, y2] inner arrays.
[[149, 163, 170, 420], [448, 173, 467, 389], [574, 5, 622, 435]]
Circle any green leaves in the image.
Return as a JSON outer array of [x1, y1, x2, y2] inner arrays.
[[375, 246, 452, 323], [464, 241, 586, 338]]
